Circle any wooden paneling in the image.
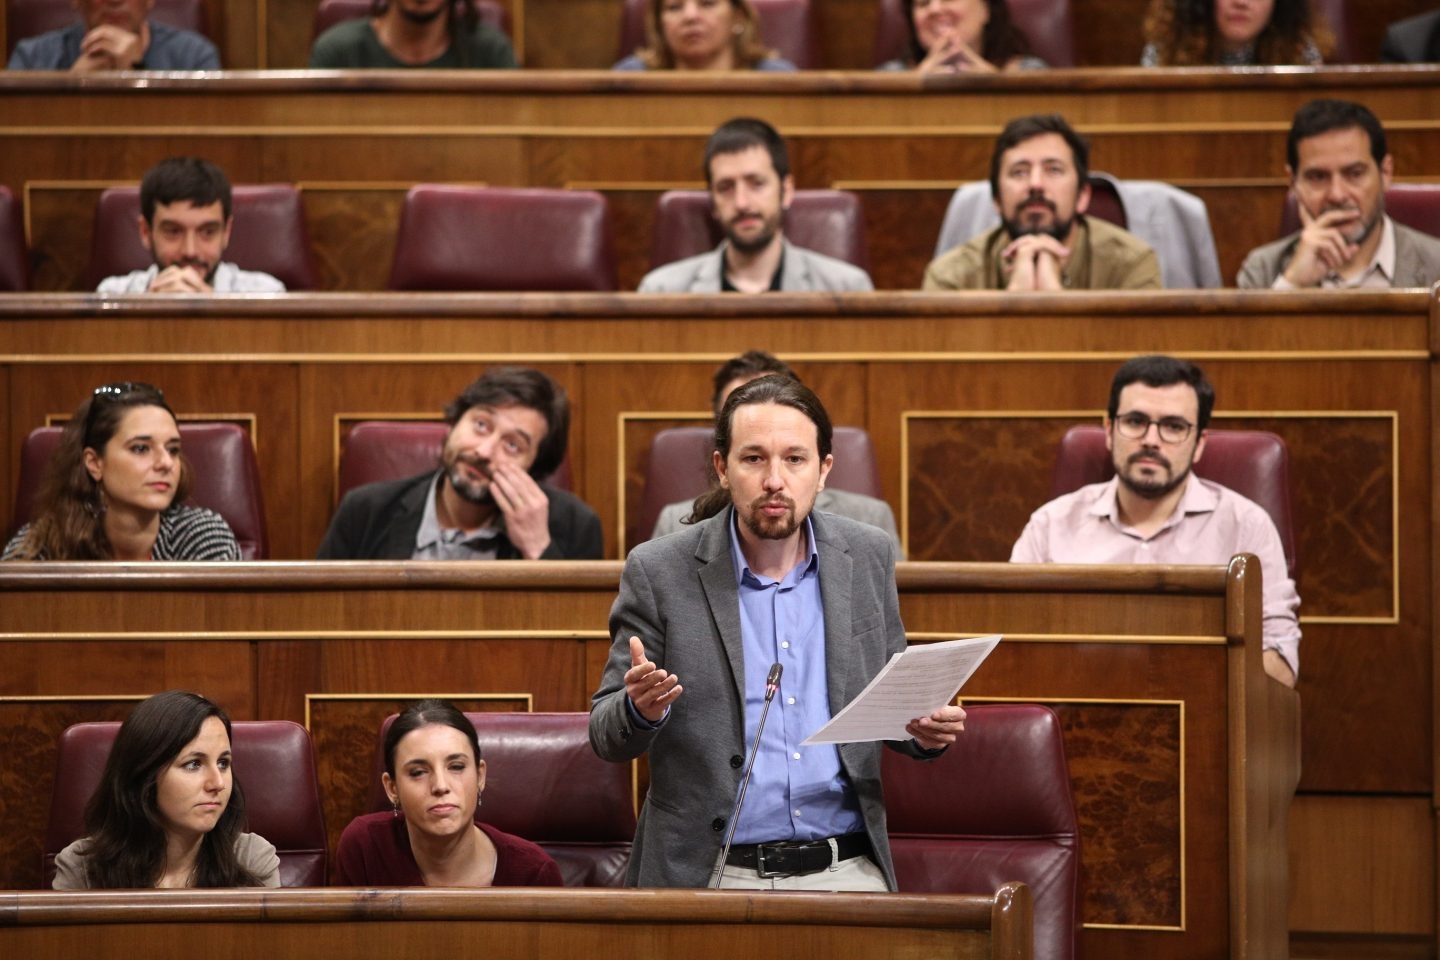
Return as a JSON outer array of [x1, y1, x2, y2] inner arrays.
[[0, 887, 1032, 960], [0, 559, 1288, 958], [1289, 795, 1435, 935]]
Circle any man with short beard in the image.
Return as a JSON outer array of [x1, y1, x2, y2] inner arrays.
[[638, 118, 873, 293], [1010, 355, 1299, 687], [923, 113, 1161, 291], [591, 375, 965, 889], [1238, 99, 1440, 289], [317, 367, 602, 560], [97, 157, 284, 294], [309, 0, 516, 68]]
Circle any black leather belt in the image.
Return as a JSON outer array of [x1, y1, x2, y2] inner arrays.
[[725, 833, 871, 878]]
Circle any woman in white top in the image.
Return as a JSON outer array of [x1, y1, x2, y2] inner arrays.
[[53, 691, 279, 889]]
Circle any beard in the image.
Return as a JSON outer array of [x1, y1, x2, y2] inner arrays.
[[445, 456, 494, 505], [1002, 192, 1074, 243], [1115, 449, 1191, 500], [742, 493, 800, 541], [723, 212, 781, 255], [1322, 202, 1382, 246], [397, 0, 448, 25], [158, 255, 219, 285]]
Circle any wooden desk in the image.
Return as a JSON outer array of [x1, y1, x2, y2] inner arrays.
[[0, 559, 1290, 959], [0, 886, 1033, 960], [3, 69, 1440, 289]]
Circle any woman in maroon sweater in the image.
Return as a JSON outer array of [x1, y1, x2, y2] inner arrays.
[[333, 700, 562, 887]]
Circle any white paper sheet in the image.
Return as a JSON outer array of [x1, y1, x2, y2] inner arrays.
[[801, 635, 1001, 745]]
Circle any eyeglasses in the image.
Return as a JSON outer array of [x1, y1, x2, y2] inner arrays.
[[1112, 411, 1194, 444]]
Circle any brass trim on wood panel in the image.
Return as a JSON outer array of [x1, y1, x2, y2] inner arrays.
[[965, 694, 1187, 932], [901, 409, 1402, 623], [0, 630, 612, 642], [616, 409, 710, 556], [303, 692, 533, 730], [907, 632, 1226, 645]]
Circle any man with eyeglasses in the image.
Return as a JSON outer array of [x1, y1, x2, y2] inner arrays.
[[1010, 354, 1299, 687]]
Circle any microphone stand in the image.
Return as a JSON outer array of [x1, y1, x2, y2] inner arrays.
[[710, 662, 783, 889]]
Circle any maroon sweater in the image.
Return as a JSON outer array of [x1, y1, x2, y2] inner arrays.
[[333, 812, 563, 887]]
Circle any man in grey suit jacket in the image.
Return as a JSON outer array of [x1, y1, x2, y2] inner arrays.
[[590, 375, 964, 890], [1238, 99, 1440, 289], [648, 350, 901, 553], [638, 118, 873, 293]]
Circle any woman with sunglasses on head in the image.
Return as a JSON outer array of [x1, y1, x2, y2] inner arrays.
[[333, 699, 563, 887], [53, 690, 279, 889], [4, 382, 239, 561]]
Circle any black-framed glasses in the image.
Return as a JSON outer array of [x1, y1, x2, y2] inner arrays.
[[1113, 411, 1194, 444]]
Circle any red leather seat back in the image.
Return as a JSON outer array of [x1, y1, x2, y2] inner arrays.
[[44, 720, 328, 887], [1049, 424, 1297, 578], [7, 0, 210, 56], [872, 0, 1075, 67], [312, 0, 511, 40], [1281, 184, 1440, 240], [1084, 176, 1127, 229], [1312, 0, 1354, 63], [335, 420, 571, 503], [618, 0, 821, 67], [0, 185, 30, 291], [388, 186, 617, 292], [649, 189, 870, 273], [366, 712, 636, 887], [14, 422, 268, 559], [635, 424, 881, 544], [883, 703, 1080, 960], [86, 184, 317, 291]]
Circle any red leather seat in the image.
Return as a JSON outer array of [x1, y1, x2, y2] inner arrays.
[[6, 0, 210, 57], [364, 712, 636, 887], [44, 720, 328, 887], [1049, 424, 1298, 578], [617, 0, 821, 68], [635, 424, 881, 545], [336, 420, 572, 503], [883, 703, 1080, 960], [311, 0, 511, 40], [872, 0, 1076, 68], [1280, 183, 1440, 240], [0, 185, 30, 291], [388, 186, 617, 292], [1312, 0, 1354, 63], [86, 184, 317, 291], [13, 422, 269, 559], [649, 189, 870, 273]]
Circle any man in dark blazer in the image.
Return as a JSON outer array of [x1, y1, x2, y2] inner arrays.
[[589, 375, 965, 890], [317, 367, 602, 560]]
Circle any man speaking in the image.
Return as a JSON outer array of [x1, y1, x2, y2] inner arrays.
[[589, 375, 965, 890]]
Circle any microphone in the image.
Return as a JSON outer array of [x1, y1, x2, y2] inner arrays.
[[710, 662, 783, 888]]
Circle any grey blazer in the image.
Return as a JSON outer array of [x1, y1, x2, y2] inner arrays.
[[589, 508, 935, 889], [638, 239, 874, 293], [1236, 219, 1440, 289], [651, 489, 903, 557]]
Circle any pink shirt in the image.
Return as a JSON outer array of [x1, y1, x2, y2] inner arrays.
[[1010, 475, 1300, 677]]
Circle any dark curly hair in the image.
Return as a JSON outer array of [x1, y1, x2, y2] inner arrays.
[[1142, 0, 1332, 65]]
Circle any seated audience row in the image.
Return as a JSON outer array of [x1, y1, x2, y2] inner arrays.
[[35, 99, 1433, 298], [9, 0, 1422, 71], [54, 690, 561, 889], [2, 368, 604, 563]]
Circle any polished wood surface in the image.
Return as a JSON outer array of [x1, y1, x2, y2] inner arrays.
[[4, 70, 1440, 292], [0, 559, 1289, 959], [0, 885, 1033, 960]]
